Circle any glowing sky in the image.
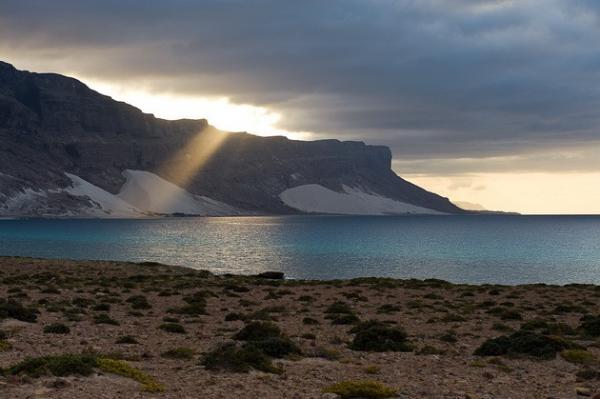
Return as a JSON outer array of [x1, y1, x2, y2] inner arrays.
[[2, 0, 600, 214]]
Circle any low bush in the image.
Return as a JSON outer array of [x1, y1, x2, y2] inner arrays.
[[8, 354, 97, 378], [325, 301, 359, 325], [376, 304, 400, 314], [43, 323, 70, 334], [248, 337, 301, 358], [0, 340, 12, 351], [126, 295, 151, 310], [330, 313, 360, 325], [94, 313, 119, 325], [233, 321, 281, 341], [302, 317, 319, 325], [159, 323, 186, 334], [92, 303, 110, 311], [440, 313, 466, 322], [349, 321, 411, 352], [168, 302, 206, 315], [0, 300, 38, 322], [325, 301, 353, 315], [579, 315, 600, 337], [161, 347, 194, 360], [323, 380, 397, 399], [116, 335, 138, 344], [474, 330, 574, 359], [225, 312, 244, 321], [561, 349, 595, 365], [201, 342, 280, 373]]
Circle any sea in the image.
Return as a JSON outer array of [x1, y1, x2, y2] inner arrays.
[[1, 215, 599, 285]]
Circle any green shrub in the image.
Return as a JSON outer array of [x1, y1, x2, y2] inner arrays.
[[330, 313, 360, 325], [161, 347, 194, 360], [201, 342, 280, 373], [159, 323, 186, 334], [520, 318, 549, 331], [439, 331, 458, 343], [8, 354, 97, 377], [325, 301, 359, 325], [116, 335, 138, 344], [0, 300, 38, 322], [474, 330, 574, 359], [492, 322, 513, 332], [126, 295, 151, 310], [303, 317, 319, 325], [441, 313, 466, 322], [94, 313, 119, 325], [349, 321, 411, 352], [376, 304, 400, 314], [247, 337, 301, 358], [234, 321, 281, 341], [323, 380, 396, 398], [225, 312, 245, 321], [500, 310, 523, 320], [561, 349, 595, 365], [43, 323, 70, 334], [92, 303, 110, 311], [325, 301, 353, 314], [72, 297, 95, 308], [579, 315, 600, 337], [168, 302, 206, 315], [298, 295, 315, 302], [0, 339, 12, 351]]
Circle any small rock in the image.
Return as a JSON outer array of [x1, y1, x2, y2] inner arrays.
[[321, 394, 341, 399], [577, 387, 592, 397]]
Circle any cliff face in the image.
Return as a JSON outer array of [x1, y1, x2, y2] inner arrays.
[[0, 61, 464, 216]]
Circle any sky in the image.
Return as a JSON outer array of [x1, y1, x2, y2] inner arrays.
[[1, 0, 600, 214]]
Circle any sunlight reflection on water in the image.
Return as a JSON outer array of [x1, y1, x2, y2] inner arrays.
[[1, 215, 600, 285]]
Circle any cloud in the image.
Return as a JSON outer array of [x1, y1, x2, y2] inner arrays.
[[1, 0, 600, 175]]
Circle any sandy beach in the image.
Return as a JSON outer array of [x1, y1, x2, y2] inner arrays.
[[1, 257, 600, 398]]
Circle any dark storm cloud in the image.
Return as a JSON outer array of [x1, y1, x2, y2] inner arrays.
[[1, 0, 600, 173]]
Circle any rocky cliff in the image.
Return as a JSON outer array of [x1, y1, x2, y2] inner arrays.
[[0, 61, 464, 216]]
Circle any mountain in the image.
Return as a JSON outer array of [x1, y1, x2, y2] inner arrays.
[[0, 61, 464, 217], [453, 201, 487, 211]]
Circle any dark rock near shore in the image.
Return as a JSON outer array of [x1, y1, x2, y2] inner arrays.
[[254, 272, 285, 280]]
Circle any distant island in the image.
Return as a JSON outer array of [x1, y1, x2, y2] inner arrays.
[[0, 61, 466, 218]]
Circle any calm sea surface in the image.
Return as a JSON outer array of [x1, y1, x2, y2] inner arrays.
[[1, 215, 599, 285]]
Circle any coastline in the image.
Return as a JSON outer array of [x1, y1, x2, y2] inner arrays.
[[1, 257, 599, 398]]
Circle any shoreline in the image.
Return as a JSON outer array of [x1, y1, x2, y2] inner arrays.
[[1, 257, 600, 398]]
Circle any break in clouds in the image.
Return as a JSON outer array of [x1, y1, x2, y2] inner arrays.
[[2, 0, 600, 175]]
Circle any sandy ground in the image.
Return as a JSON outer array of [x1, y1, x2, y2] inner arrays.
[[1, 257, 600, 398]]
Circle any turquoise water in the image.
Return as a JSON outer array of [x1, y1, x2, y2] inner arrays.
[[0, 215, 600, 285]]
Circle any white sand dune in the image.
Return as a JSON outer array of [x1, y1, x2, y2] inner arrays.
[[117, 170, 239, 216], [65, 173, 143, 217], [280, 184, 442, 215]]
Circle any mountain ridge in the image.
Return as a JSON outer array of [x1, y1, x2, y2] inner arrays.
[[0, 61, 465, 217]]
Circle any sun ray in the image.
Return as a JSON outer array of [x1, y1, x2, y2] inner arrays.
[[148, 127, 228, 211]]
